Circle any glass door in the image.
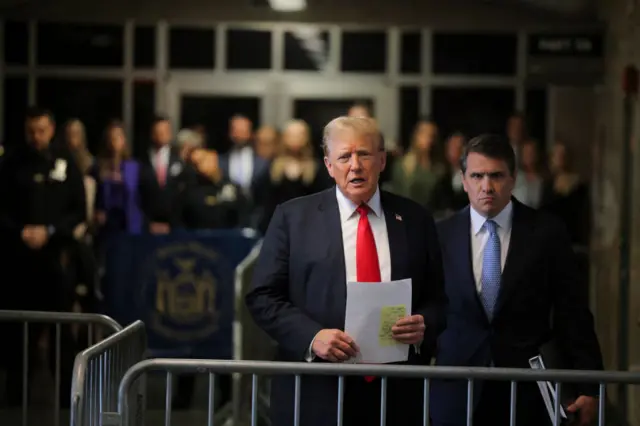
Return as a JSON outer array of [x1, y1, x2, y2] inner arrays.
[[280, 77, 395, 156], [165, 74, 277, 153]]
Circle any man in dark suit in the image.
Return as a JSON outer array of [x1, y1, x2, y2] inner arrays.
[[138, 115, 196, 233], [218, 115, 269, 229], [431, 134, 603, 426], [246, 116, 447, 426]]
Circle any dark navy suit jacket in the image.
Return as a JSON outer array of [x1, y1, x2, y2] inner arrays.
[[245, 187, 447, 426], [430, 199, 603, 426]]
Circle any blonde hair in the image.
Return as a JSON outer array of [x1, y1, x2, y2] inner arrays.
[[65, 119, 94, 175], [270, 119, 317, 185], [279, 119, 312, 157], [322, 116, 383, 155]]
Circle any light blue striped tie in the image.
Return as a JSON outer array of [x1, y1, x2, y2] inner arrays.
[[481, 219, 501, 320]]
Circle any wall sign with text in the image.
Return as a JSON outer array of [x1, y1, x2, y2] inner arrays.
[[528, 34, 604, 58]]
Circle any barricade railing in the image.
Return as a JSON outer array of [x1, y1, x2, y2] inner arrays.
[[70, 320, 146, 426], [232, 239, 275, 425], [106, 359, 640, 426], [0, 310, 123, 426]]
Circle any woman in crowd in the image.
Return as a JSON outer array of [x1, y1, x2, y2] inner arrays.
[[258, 119, 328, 233], [513, 139, 546, 208], [387, 118, 445, 208]]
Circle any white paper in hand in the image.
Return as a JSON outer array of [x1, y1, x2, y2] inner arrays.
[[344, 278, 412, 364]]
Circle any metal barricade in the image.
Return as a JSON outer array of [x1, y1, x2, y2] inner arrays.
[[232, 240, 274, 425], [71, 320, 146, 426], [107, 359, 640, 426], [0, 310, 123, 426]]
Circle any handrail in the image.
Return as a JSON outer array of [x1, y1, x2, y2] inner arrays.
[[0, 310, 123, 332]]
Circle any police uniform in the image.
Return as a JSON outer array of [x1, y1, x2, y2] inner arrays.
[[0, 142, 87, 407], [182, 175, 249, 229]]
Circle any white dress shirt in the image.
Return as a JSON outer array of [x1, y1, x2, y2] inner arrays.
[[228, 146, 255, 190], [336, 186, 391, 283], [306, 186, 398, 361], [469, 201, 513, 293]]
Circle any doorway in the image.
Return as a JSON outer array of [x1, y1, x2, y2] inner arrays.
[[180, 95, 261, 153], [293, 98, 374, 157]]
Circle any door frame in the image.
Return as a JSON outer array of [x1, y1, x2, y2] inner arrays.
[[279, 76, 397, 145], [164, 73, 279, 130]]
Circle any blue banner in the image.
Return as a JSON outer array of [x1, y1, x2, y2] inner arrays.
[[103, 229, 260, 359]]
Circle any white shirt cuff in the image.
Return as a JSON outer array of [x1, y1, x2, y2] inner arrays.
[[305, 335, 317, 362]]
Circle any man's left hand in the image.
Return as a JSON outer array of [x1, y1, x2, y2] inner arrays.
[[567, 395, 597, 426], [23, 225, 49, 249], [391, 315, 425, 345]]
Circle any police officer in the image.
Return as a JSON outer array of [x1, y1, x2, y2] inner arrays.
[[0, 107, 87, 408], [173, 148, 248, 410], [182, 148, 249, 229]]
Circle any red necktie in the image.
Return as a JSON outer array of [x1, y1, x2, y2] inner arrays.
[[356, 205, 381, 283], [355, 205, 380, 382]]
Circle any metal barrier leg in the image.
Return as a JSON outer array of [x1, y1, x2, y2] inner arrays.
[[422, 379, 430, 426], [207, 373, 216, 426], [22, 322, 29, 426]]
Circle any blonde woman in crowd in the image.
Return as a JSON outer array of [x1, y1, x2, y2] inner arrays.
[[64, 118, 94, 175], [387, 118, 445, 208], [258, 119, 329, 232], [63, 119, 96, 239]]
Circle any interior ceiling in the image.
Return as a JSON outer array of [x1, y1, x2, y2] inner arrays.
[[0, 0, 597, 17], [490, 0, 595, 14]]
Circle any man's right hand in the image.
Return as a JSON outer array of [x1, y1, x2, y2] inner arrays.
[[311, 329, 359, 362]]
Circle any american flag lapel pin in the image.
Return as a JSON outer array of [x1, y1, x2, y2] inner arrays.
[[395, 213, 402, 221]]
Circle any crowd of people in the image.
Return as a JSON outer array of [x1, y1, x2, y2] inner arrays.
[[0, 100, 593, 421]]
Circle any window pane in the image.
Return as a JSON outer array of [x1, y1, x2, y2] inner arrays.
[[400, 32, 421, 74], [284, 29, 329, 71], [294, 98, 370, 157], [226, 29, 272, 70], [3, 77, 28, 149], [398, 86, 420, 149], [37, 78, 123, 154], [169, 27, 215, 70], [4, 20, 28, 65], [341, 31, 387, 73], [37, 22, 124, 67], [431, 88, 515, 137], [181, 96, 261, 153], [133, 80, 156, 158], [433, 33, 517, 75], [135, 26, 156, 68], [525, 88, 548, 143]]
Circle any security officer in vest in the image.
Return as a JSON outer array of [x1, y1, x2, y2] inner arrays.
[[0, 106, 87, 408], [182, 148, 250, 229]]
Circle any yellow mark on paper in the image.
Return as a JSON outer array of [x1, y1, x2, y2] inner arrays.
[[379, 305, 406, 347]]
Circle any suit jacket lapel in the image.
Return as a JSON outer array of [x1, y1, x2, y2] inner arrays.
[[495, 199, 531, 316], [381, 192, 408, 280], [319, 188, 347, 321], [454, 207, 490, 324]]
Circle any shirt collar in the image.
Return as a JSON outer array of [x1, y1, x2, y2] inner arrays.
[[470, 200, 513, 235], [335, 185, 383, 223], [150, 144, 170, 156]]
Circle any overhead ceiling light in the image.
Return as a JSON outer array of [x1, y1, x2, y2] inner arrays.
[[268, 0, 307, 12]]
